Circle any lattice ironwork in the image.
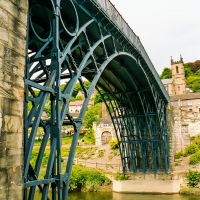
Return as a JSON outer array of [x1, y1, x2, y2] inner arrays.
[[24, 0, 170, 199]]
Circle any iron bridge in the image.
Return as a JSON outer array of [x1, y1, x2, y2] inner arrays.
[[24, 0, 170, 199]]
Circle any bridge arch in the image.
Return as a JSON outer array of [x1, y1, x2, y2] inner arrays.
[[24, 0, 170, 199]]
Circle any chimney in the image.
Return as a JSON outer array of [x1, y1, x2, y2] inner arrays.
[[102, 102, 107, 118]]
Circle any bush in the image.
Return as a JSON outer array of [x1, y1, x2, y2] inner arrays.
[[98, 150, 105, 157], [69, 164, 111, 192], [187, 170, 200, 187], [193, 137, 200, 148], [115, 172, 129, 180], [84, 128, 95, 144], [109, 138, 119, 149], [189, 150, 200, 165], [174, 152, 183, 159], [184, 144, 199, 156]]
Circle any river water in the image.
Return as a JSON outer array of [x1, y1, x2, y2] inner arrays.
[[35, 192, 200, 200]]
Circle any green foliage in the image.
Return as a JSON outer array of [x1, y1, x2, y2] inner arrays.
[[72, 81, 91, 97], [94, 92, 102, 104], [98, 150, 105, 157], [83, 128, 95, 144], [186, 75, 200, 92], [115, 172, 129, 181], [70, 96, 83, 102], [94, 88, 110, 104], [109, 138, 119, 149], [69, 164, 111, 192], [83, 103, 102, 128], [184, 63, 194, 78], [31, 148, 50, 170], [192, 136, 200, 148], [188, 60, 200, 73], [174, 162, 179, 166], [187, 170, 200, 187], [185, 61, 200, 92], [184, 144, 199, 156], [75, 146, 97, 159], [83, 109, 97, 129], [174, 152, 183, 159], [189, 150, 200, 165], [160, 67, 172, 79], [195, 69, 200, 76]]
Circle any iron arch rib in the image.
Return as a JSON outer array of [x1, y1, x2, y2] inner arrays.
[[25, 0, 170, 199]]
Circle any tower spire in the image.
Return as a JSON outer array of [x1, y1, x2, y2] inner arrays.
[[180, 54, 183, 63], [171, 56, 174, 64]]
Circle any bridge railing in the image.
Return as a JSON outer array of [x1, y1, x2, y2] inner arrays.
[[93, 0, 141, 51], [92, 0, 169, 101]]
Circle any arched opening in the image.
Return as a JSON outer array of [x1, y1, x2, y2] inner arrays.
[[101, 131, 112, 145]]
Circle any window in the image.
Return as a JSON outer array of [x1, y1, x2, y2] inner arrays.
[[188, 102, 192, 109], [176, 66, 179, 73], [178, 86, 180, 91]]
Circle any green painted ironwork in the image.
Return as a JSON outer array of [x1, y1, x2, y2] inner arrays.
[[24, 0, 170, 199]]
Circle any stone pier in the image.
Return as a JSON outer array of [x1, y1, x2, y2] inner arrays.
[[113, 172, 183, 194], [0, 1, 28, 199]]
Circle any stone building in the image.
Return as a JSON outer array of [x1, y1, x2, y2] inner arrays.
[[93, 117, 116, 145], [69, 100, 94, 117], [170, 93, 200, 112], [162, 55, 186, 96], [93, 103, 116, 145]]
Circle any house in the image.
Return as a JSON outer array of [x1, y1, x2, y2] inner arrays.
[[69, 100, 94, 116]]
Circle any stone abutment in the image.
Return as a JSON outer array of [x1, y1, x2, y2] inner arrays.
[[0, 1, 28, 199]]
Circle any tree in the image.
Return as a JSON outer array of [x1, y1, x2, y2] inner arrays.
[[186, 75, 200, 92], [82, 103, 102, 128], [184, 63, 194, 78], [188, 60, 200, 73], [192, 78, 200, 92], [83, 109, 97, 129], [160, 67, 172, 79], [94, 92, 102, 104]]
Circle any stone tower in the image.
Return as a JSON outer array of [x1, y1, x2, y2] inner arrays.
[[171, 55, 186, 95]]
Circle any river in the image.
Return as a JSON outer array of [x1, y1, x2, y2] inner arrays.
[[35, 192, 200, 200]]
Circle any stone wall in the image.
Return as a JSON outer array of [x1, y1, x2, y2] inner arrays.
[[169, 105, 200, 154], [0, 1, 28, 199]]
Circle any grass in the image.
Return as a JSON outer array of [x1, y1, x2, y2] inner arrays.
[[174, 135, 200, 165]]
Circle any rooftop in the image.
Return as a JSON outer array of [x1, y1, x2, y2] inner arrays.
[[161, 78, 172, 85], [170, 93, 200, 101]]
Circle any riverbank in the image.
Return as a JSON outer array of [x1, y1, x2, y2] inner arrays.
[[32, 140, 200, 195], [71, 144, 200, 195]]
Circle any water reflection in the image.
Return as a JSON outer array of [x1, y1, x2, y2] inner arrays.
[[113, 193, 200, 200], [35, 191, 200, 200]]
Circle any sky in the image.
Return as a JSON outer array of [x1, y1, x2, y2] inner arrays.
[[109, 0, 200, 75]]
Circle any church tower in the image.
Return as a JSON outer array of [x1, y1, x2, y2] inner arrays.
[[171, 55, 186, 95]]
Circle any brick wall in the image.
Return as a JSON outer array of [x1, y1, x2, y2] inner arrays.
[[0, 0, 28, 199]]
